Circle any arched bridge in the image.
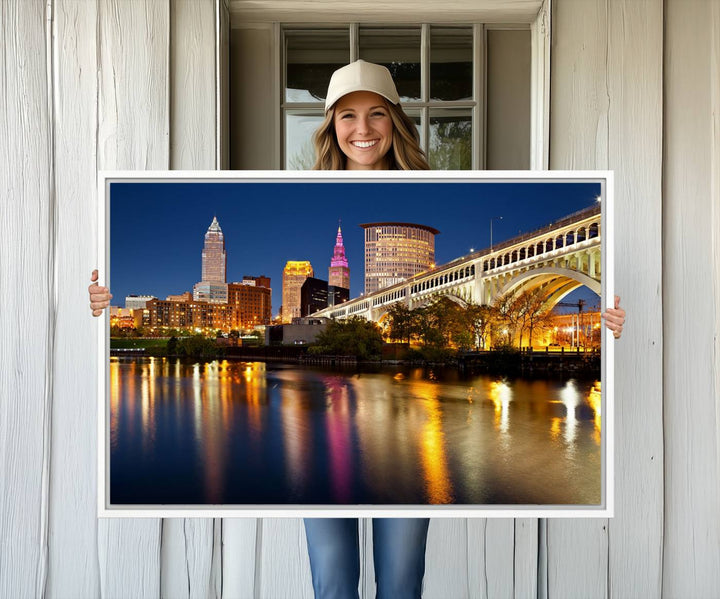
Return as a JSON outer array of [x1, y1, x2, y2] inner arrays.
[[313, 204, 601, 323]]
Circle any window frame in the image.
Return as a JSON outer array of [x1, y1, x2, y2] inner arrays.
[[273, 7, 550, 171]]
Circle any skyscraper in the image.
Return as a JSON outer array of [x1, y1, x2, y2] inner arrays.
[[328, 223, 350, 291], [202, 216, 226, 282], [360, 222, 439, 294], [282, 261, 314, 323], [193, 216, 228, 303]]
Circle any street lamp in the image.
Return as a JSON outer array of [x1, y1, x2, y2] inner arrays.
[[490, 216, 503, 252]]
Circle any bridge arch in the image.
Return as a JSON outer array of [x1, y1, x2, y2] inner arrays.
[[496, 267, 601, 308]]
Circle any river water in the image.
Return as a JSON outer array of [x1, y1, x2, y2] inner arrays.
[[109, 357, 602, 506]]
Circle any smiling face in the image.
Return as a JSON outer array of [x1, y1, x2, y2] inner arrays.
[[333, 91, 394, 170]]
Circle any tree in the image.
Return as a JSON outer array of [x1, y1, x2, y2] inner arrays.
[[521, 288, 554, 348], [176, 335, 221, 358], [385, 302, 416, 343], [310, 317, 384, 360], [465, 303, 499, 350], [494, 292, 520, 347], [494, 288, 554, 349]]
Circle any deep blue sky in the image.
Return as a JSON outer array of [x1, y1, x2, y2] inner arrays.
[[110, 181, 602, 316]]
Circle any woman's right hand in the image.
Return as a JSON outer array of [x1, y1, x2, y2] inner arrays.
[[89, 269, 112, 316]]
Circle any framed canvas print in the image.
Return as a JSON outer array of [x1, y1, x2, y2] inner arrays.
[[97, 170, 614, 518]]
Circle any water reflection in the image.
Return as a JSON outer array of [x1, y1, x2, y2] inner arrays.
[[109, 359, 603, 505]]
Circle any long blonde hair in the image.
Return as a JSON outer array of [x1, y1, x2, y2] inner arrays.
[[312, 100, 430, 171]]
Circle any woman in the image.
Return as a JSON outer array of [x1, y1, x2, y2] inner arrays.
[[88, 60, 626, 598], [302, 60, 433, 599]]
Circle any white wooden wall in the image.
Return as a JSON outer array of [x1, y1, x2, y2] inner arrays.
[[1, 0, 718, 597]]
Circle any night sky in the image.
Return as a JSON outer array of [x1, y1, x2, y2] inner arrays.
[[109, 180, 603, 317]]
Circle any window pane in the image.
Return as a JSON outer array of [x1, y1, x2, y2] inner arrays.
[[402, 109, 423, 148], [286, 30, 349, 103], [285, 112, 324, 169], [429, 109, 472, 170], [359, 28, 421, 102], [430, 27, 473, 101]]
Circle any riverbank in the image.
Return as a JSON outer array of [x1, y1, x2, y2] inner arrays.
[[110, 342, 600, 376]]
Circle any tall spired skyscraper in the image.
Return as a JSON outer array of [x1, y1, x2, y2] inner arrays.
[[202, 216, 226, 282], [193, 216, 228, 303], [328, 222, 350, 290]]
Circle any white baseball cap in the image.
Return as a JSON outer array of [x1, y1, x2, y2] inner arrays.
[[324, 60, 400, 112]]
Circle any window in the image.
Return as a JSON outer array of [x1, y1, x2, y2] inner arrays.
[[229, 21, 533, 170], [282, 25, 529, 171]]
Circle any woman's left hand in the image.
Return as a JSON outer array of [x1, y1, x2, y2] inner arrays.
[[601, 295, 625, 339]]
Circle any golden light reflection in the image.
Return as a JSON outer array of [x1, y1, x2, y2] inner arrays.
[[126, 361, 137, 437], [192, 363, 203, 443], [200, 360, 224, 503], [587, 380, 602, 445], [488, 380, 511, 434], [109, 359, 120, 449], [560, 379, 579, 444], [408, 379, 454, 504], [550, 416, 562, 441], [242, 362, 266, 443]]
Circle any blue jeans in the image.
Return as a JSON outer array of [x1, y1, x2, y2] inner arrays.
[[303, 518, 430, 599]]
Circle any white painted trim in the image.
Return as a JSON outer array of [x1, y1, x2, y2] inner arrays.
[[96, 169, 613, 520], [421, 23, 430, 149], [97, 173, 108, 519], [273, 22, 282, 169], [215, 0, 222, 169], [530, 0, 550, 169], [228, 1, 543, 26], [602, 171, 614, 518], [473, 23, 484, 169]]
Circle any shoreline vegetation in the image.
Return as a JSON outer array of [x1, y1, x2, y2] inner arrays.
[[110, 296, 601, 374], [110, 337, 600, 375]]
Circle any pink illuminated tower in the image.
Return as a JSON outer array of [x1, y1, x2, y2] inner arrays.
[[328, 221, 350, 290]]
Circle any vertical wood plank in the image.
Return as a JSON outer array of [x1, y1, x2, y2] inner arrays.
[[547, 522, 607, 599], [258, 519, 313, 599], [548, 2, 609, 596], [548, 1, 610, 596], [47, 0, 101, 596], [550, 1, 665, 597], [426, 519, 468, 599], [161, 520, 216, 599], [513, 519, 538, 598], [466, 519, 515, 599], [550, 0, 609, 171], [663, 0, 720, 595], [606, 1, 664, 597], [96, 0, 169, 172], [161, 1, 219, 597], [170, 0, 216, 170], [222, 519, 257, 598], [96, 1, 169, 596], [0, 1, 52, 597]]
